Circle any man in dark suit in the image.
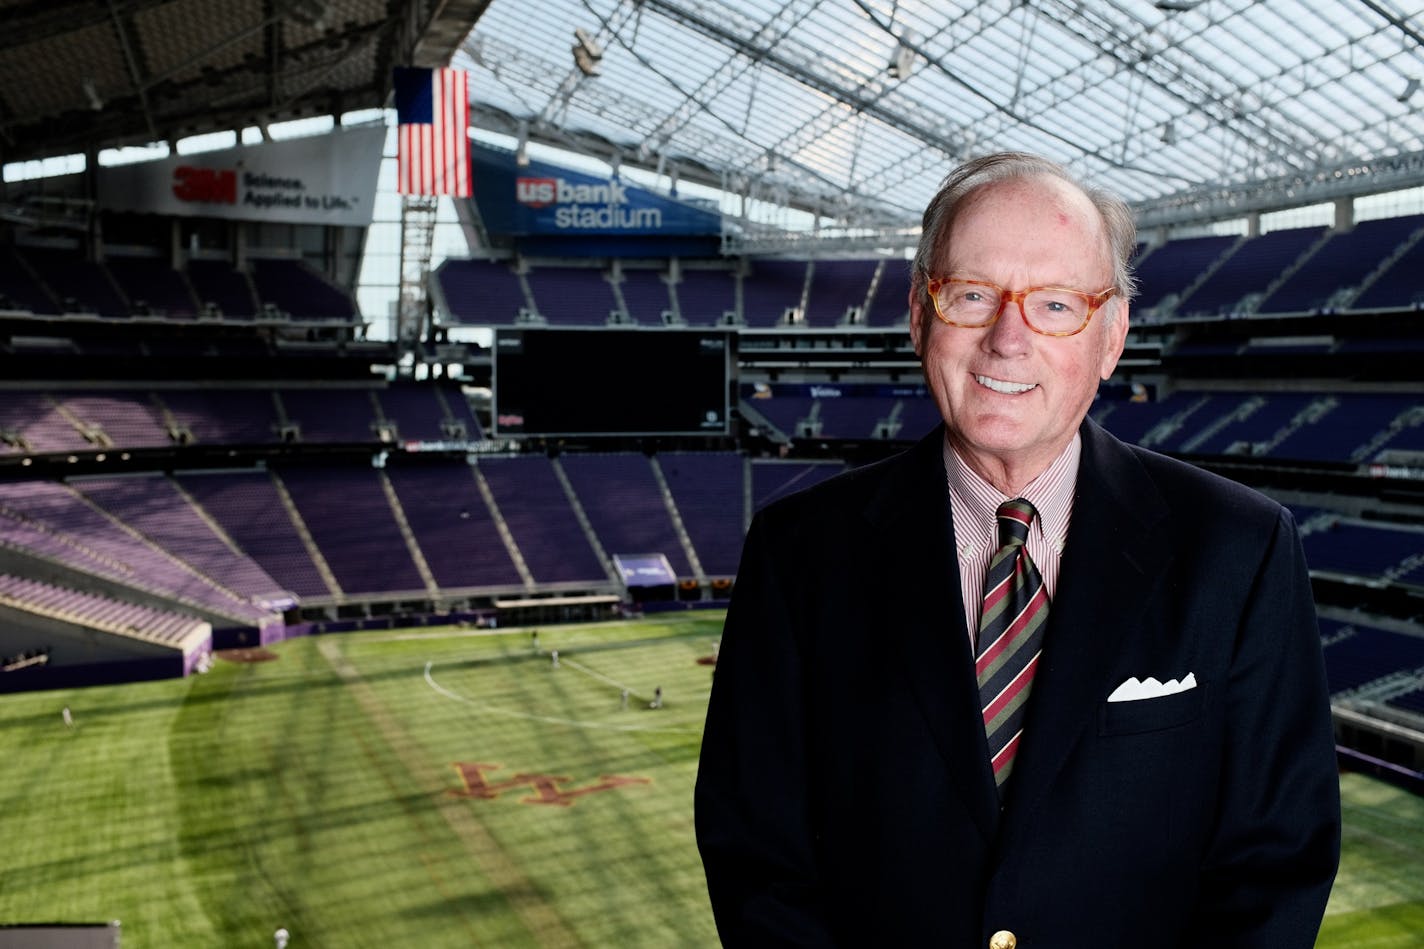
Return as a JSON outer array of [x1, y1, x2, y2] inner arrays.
[[695, 153, 1340, 947]]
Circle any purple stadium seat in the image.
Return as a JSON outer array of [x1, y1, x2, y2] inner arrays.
[[560, 453, 692, 576], [676, 268, 736, 326], [177, 470, 331, 598], [435, 258, 528, 324], [478, 455, 606, 584], [659, 452, 745, 576], [275, 466, 426, 595], [385, 464, 523, 590]]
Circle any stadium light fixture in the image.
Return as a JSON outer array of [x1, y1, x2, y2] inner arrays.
[[82, 77, 104, 111], [1155, 0, 1203, 10], [572, 28, 604, 77], [887, 32, 918, 79], [287, 0, 327, 28]]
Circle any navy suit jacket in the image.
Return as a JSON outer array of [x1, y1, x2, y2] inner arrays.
[[695, 420, 1340, 947]]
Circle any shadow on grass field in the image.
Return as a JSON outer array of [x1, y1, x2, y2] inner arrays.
[[0, 612, 1418, 946]]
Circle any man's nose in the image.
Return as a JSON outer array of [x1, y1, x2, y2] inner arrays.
[[982, 297, 1032, 355]]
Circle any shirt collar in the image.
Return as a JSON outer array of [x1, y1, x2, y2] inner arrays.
[[942, 432, 1080, 554]]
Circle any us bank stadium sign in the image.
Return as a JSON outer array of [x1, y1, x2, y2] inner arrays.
[[472, 142, 721, 238], [515, 177, 662, 230]]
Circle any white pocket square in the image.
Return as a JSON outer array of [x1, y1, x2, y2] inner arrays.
[[1107, 672, 1197, 703]]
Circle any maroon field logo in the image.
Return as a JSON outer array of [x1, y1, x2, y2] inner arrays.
[[449, 762, 651, 807]]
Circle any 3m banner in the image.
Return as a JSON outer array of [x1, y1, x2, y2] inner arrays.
[[96, 126, 384, 226]]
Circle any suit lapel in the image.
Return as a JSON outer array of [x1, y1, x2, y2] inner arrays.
[[996, 420, 1171, 836], [866, 427, 1000, 840]]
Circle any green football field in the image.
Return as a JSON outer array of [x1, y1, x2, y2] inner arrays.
[[1, 612, 1420, 946]]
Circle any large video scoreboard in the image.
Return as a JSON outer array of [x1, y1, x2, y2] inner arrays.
[[493, 328, 733, 437]]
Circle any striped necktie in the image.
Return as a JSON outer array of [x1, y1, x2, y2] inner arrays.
[[976, 498, 1050, 794]]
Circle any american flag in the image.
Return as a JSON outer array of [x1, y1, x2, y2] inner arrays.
[[394, 66, 471, 197]]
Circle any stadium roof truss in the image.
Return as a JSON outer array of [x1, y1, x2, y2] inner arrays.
[[0, 0, 491, 165], [459, 0, 1424, 249]]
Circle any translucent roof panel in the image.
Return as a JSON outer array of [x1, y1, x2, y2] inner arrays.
[[458, 0, 1424, 233]]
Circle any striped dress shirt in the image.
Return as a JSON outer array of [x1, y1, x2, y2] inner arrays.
[[943, 433, 1080, 645]]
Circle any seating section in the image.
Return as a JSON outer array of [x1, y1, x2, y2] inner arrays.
[[1320, 619, 1424, 696], [741, 259, 807, 327], [1352, 232, 1424, 310], [19, 246, 128, 317], [187, 258, 258, 318], [0, 385, 470, 454], [73, 475, 291, 608], [385, 465, 523, 590], [621, 268, 672, 324], [435, 257, 909, 327], [158, 389, 280, 445], [1302, 520, 1423, 579], [52, 391, 171, 449], [749, 394, 816, 439], [280, 388, 378, 443], [435, 258, 529, 324], [1095, 390, 1420, 464], [743, 387, 936, 442], [560, 453, 691, 576], [106, 256, 199, 318], [0, 392, 101, 454], [865, 259, 912, 326], [176, 471, 331, 598], [1258, 214, 1424, 314], [0, 245, 59, 313], [0, 247, 356, 321], [275, 466, 426, 595], [658, 452, 744, 576], [1133, 235, 1238, 311], [477, 455, 606, 584], [526, 266, 618, 325], [752, 460, 846, 510], [0, 573, 206, 648], [1270, 394, 1416, 463], [817, 396, 901, 440], [1176, 226, 1324, 317], [249, 258, 357, 320], [7, 212, 1423, 328], [378, 384, 451, 442], [0, 480, 272, 624], [805, 260, 878, 326], [675, 268, 736, 325]]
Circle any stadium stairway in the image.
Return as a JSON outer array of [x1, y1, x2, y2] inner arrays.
[[469, 463, 537, 590], [648, 455, 709, 588], [376, 469, 441, 597], [549, 457, 620, 586], [268, 470, 343, 600]]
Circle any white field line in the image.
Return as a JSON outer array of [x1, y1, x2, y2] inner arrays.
[[422, 661, 700, 736]]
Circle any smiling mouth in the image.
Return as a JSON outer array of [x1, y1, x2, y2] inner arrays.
[[976, 374, 1037, 394]]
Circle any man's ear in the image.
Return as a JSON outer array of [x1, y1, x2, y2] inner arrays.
[[909, 288, 927, 358], [1099, 301, 1131, 380]]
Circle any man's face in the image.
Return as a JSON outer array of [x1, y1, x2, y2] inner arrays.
[[909, 176, 1129, 484]]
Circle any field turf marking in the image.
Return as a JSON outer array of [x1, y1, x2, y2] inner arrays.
[[318, 640, 580, 947], [423, 661, 701, 736]]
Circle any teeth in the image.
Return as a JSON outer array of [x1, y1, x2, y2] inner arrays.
[[977, 375, 1036, 394]]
